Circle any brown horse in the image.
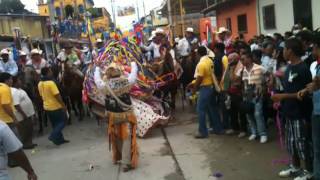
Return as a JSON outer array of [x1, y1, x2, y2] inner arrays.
[[152, 48, 178, 110], [60, 60, 84, 122], [22, 65, 47, 134], [178, 44, 200, 106]]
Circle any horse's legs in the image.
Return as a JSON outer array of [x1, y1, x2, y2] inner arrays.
[[170, 90, 177, 110], [77, 100, 84, 121], [69, 96, 79, 117], [65, 97, 72, 125]]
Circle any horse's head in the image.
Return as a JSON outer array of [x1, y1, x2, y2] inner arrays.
[[22, 65, 39, 92]]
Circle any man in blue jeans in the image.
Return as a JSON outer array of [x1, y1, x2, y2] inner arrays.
[[38, 67, 69, 145], [237, 52, 268, 143], [188, 46, 223, 139]]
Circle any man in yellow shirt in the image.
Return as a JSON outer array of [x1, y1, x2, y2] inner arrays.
[[38, 67, 69, 145], [188, 46, 224, 138], [0, 73, 17, 129], [0, 72, 20, 167]]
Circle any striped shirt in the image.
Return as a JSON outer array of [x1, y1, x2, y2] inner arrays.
[[237, 63, 265, 86]]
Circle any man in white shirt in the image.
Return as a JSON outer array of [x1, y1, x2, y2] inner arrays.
[[11, 77, 36, 149], [141, 29, 163, 61], [176, 27, 199, 57], [0, 49, 18, 76], [0, 120, 37, 180], [26, 49, 49, 74]]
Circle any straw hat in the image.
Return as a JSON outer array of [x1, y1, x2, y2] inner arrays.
[[96, 38, 103, 43], [217, 27, 229, 34], [0, 49, 9, 55], [186, 27, 194, 33], [155, 28, 165, 35], [81, 47, 90, 53], [19, 51, 27, 56], [30, 49, 42, 55]]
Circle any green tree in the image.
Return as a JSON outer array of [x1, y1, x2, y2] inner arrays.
[[0, 0, 26, 14]]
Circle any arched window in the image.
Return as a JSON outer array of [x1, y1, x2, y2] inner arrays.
[[78, 4, 84, 14], [65, 5, 74, 18], [55, 7, 61, 16]]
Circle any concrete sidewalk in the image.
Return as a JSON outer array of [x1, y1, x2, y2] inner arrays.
[[166, 104, 289, 180]]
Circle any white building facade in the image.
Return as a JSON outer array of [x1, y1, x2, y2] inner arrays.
[[258, 0, 320, 35]]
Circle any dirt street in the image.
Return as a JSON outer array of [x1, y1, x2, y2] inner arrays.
[[9, 102, 288, 180]]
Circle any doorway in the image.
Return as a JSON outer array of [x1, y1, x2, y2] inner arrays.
[[292, 0, 313, 30]]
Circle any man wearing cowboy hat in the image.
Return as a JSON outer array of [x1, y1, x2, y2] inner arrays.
[[81, 46, 92, 74], [57, 42, 83, 77], [17, 51, 29, 72], [92, 39, 104, 59], [216, 27, 233, 54], [176, 27, 199, 58], [141, 28, 166, 62], [57, 42, 81, 65], [0, 49, 18, 76], [26, 49, 49, 74]]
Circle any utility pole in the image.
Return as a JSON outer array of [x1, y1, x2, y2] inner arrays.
[[142, 0, 146, 17], [179, 0, 185, 37], [111, 0, 116, 29], [206, 0, 209, 8], [136, 0, 140, 21], [167, 0, 173, 42]]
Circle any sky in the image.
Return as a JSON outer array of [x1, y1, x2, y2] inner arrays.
[[20, 0, 164, 29]]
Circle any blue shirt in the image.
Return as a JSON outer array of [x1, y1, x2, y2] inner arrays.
[[0, 59, 18, 76]]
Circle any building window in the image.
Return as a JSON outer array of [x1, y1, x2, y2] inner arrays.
[[55, 7, 61, 16], [226, 18, 232, 32], [237, 14, 247, 33], [78, 5, 84, 14], [263, 4, 276, 30]]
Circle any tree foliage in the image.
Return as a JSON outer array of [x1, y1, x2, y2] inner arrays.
[[0, 0, 29, 14]]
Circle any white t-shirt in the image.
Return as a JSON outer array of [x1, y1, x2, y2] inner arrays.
[[26, 58, 49, 74], [0, 121, 22, 178], [143, 42, 161, 59], [176, 38, 190, 57], [11, 88, 35, 122]]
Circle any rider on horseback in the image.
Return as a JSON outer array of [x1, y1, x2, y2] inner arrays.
[[57, 42, 83, 78], [26, 49, 50, 74], [176, 27, 199, 58], [141, 28, 165, 63]]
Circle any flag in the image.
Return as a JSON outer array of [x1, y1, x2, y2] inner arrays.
[[86, 17, 94, 36]]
